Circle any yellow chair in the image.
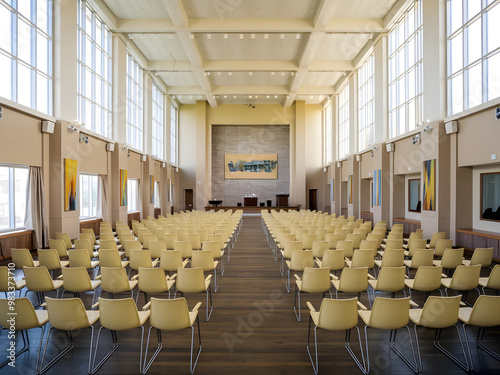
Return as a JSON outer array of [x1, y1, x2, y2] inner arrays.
[[441, 264, 481, 304], [374, 249, 404, 270], [306, 298, 366, 374], [142, 297, 202, 374], [459, 295, 500, 370], [68, 249, 100, 278], [81, 228, 97, 245], [331, 266, 369, 301], [175, 267, 213, 321], [431, 239, 454, 258], [462, 247, 494, 268], [479, 264, 500, 295], [38, 297, 99, 374], [174, 240, 194, 260], [160, 250, 189, 274], [0, 298, 48, 370], [98, 267, 138, 299], [23, 266, 64, 307], [403, 248, 434, 275], [187, 234, 202, 250], [37, 249, 70, 275], [98, 249, 129, 268], [324, 233, 339, 249], [345, 233, 362, 250], [74, 239, 99, 259], [148, 240, 166, 259], [142, 234, 157, 250], [315, 249, 345, 276], [285, 250, 313, 293], [405, 265, 443, 301], [202, 240, 225, 275], [409, 295, 468, 371], [427, 232, 447, 249], [0, 265, 26, 297], [55, 232, 74, 249], [123, 239, 143, 259], [433, 248, 464, 275], [310, 240, 329, 259], [92, 298, 150, 374], [403, 238, 427, 258], [293, 267, 332, 321], [302, 234, 318, 250], [164, 234, 178, 250], [129, 249, 160, 277], [137, 267, 175, 304], [368, 266, 406, 303], [48, 238, 69, 259], [191, 250, 220, 292], [61, 267, 101, 307], [336, 240, 354, 258], [358, 297, 419, 373], [345, 249, 375, 275], [80, 233, 98, 250], [11, 248, 39, 269]]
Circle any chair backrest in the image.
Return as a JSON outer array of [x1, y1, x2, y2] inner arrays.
[[317, 297, 359, 330], [280, 234, 296, 248], [374, 266, 406, 292], [407, 239, 428, 257], [301, 267, 331, 293], [61, 267, 93, 293], [191, 250, 216, 271], [99, 233, 115, 242], [11, 248, 37, 268], [408, 249, 434, 268], [100, 267, 132, 293], [160, 250, 184, 272], [353, 228, 368, 240], [359, 240, 378, 256], [81, 228, 97, 244], [336, 240, 354, 258], [467, 295, 500, 327], [334, 228, 348, 241], [196, 229, 209, 242], [99, 249, 123, 268], [149, 297, 193, 330], [74, 239, 93, 258], [311, 240, 329, 258], [366, 233, 383, 248], [345, 233, 361, 249], [186, 234, 202, 250], [38, 249, 63, 270], [350, 249, 374, 268], [119, 233, 135, 244], [130, 249, 154, 270], [176, 229, 188, 241], [176, 267, 206, 293], [55, 232, 73, 249], [142, 234, 158, 249], [148, 241, 166, 258], [201, 240, 222, 259], [302, 234, 317, 250], [321, 249, 345, 271], [418, 295, 461, 328], [23, 266, 55, 292], [484, 264, 500, 290], [48, 239, 68, 258], [380, 249, 404, 267], [99, 297, 145, 330], [433, 239, 454, 257], [173, 240, 193, 259], [0, 297, 46, 330], [412, 266, 443, 291], [138, 267, 168, 293], [440, 248, 464, 269], [295, 229, 308, 241], [429, 232, 447, 248], [290, 250, 313, 271], [123, 240, 143, 258], [68, 249, 92, 269], [450, 265, 481, 290], [385, 239, 403, 250], [283, 241, 304, 259], [324, 233, 339, 249], [208, 234, 224, 249], [407, 232, 423, 245], [99, 239, 118, 250], [338, 266, 368, 293], [470, 247, 494, 268], [368, 297, 410, 329]]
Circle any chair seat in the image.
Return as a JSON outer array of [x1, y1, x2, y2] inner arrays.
[[152, 259, 160, 268], [36, 310, 49, 325], [121, 260, 130, 268], [408, 309, 424, 323], [33, 260, 40, 267], [462, 260, 472, 266], [404, 279, 415, 289], [358, 310, 371, 325], [310, 310, 320, 326], [118, 251, 125, 257], [60, 260, 70, 268], [374, 259, 382, 268], [53, 280, 64, 290], [440, 278, 452, 288], [14, 279, 27, 290], [457, 308, 472, 324], [478, 277, 490, 288], [89, 261, 100, 268], [403, 250, 410, 257], [188, 311, 198, 326], [87, 310, 100, 325], [92, 251, 99, 258], [90, 280, 101, 290]]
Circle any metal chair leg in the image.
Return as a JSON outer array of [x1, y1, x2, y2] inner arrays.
[[433, 326, 470, 371], [306, 318, 319, 374], [293, 288, 301, 321], [190, 316, 202, 374], [345, 327, 368, 374], [206, 286, 213, 321], [37, 328, 75, 374]]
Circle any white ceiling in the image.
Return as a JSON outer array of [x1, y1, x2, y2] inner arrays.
[[98, 0, 405, 106]]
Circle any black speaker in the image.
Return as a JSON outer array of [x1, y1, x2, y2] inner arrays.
[[266, 200, 272, 207], [259, 202, 265, 207], [237, 202, 242, 207]]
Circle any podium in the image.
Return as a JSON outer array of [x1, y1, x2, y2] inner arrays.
[[244, 197, 258, 206], [276, 194, 289, 207]]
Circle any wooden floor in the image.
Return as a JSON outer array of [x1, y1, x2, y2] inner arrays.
[[5, 216, 500, 374]]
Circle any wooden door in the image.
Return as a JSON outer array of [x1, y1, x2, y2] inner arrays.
[[309, 189, 318, 211], [184, 189, 193, 211]]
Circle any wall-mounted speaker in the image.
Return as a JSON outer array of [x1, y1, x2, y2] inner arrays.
[[106, 143, 115, 152], [355, 154, 361, 162], [496, 107, 500, 120], [386, 143, 395, 152], [0, 106, 3, 119], [445, 120, 458, 134], [141, 155, 147, 162], [41, 120, 55, 134]]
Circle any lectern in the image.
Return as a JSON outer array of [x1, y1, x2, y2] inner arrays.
[[244, 197, 258, 206], [276, 194, 289, 207]]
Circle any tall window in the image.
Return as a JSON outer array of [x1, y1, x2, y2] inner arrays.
[[77, 0, 112, 138], [152, 83, 164, 159], [323, 103, 332, 165], [0, 0, 53, 115], [79, 173, 98, 219], [0, 165, 28, 231], [388, 0, 423, 138], [447, 0, 500, 116], [170, 104, 178, 166], [126, 54, 144, 151], [127, 178, 138, 212], [338, 83, 350, 159], [358, 54, 375, 151]]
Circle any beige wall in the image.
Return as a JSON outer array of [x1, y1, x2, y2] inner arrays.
[[305, 104, 325, 210], [178, 104, 197, 211]]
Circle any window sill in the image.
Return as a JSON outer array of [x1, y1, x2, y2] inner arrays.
[[0, 229, 32, 239]]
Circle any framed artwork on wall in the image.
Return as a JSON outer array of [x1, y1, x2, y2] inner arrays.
[[225, 153, 278, 180], [120, 169, 128, 206], [64, 158, 78, 211], [423, 159, 436, 211]]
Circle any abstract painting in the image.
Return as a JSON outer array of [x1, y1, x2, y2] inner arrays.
[[150, 175, 154, 203], [348, 175, 353, 204], [225, 153, 278, 179], [64, 159, 78, 211], [373, 169, 382, 206], [423, 159, 436, 211], [120, 169, 128, 206]]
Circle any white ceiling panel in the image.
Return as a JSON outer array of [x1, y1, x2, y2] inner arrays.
[[302, 71, 344, 87], [327, 0, 399, 19], [158, 72, 199, 87], [183, 0, 319, 19], [103, 0, 170, 19], [130, 34, 189, 61], [208, 71, 292, 86], [314, 33, 372, 61]]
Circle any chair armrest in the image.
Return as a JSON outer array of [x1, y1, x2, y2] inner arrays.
[[57, 275, 64, 280], [330, 274, 339, 281], [294, 274, 301, 281], [168, 273, 177, 280], [441, 273, 448, 278], [91, 301, 100, 310], [182, 259, 189, 267], [306, 301, 316, 313], [367, 274, 375, 280], [192, 302, 202, 312], [410, 300, 419, 308], [95, 275, 102, 280], [142, 301, 151, 311], [205, 274, 213, 282], [357, 301, 368, 311], [459, 301, 466, 307], [131, 274, 139, 281]]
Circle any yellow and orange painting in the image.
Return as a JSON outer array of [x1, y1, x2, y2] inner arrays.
[[65, 159, 78, 211]]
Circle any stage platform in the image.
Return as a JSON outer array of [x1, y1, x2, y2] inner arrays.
[[204, 206, 299, 214]]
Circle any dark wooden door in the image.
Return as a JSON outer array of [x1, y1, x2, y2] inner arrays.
[[184, 189, 193, 211], [309, 189, 318, 211]]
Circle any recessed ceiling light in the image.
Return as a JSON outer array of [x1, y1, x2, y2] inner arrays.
[[239, 34, 244, 39], [251, 34, 255, 39], [199, 95, 202, 99], [266, 95, 270, 98], [153, 33, 159, 39], [296, 34, 300, 39], [274, 95, 278, 98], [190, 34, 194, 39], [228, 72, 232, 76], [224, 34, 228, 39], [207, 34, 211, 39], [291, 72, 294, 76], [233, 95, 237, 98], [281, 72, 285, 76], [217, 72, 221, 75], [154, 72, 159, 76], [264, 34, 269, 39], [207, 72, 211, 75], [249, 72, 252, 76], [249, 95, 252, 98], [224, 95, 227, 98], [271, 72, 275, 75], [280, 34, 284, 39], [128, 34, 134, 39], [310, 95, 313, 99], [255, 95, 258, 98], [168, 34, 173, 39]]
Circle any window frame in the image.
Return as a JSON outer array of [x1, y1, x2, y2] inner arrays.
[[480, 172, 500, 222], [127, 178, 139, 213], [170, 103, 178, 166], [408, 178, 421, 213], [323, 102, 332, 166], [0, 164, 29, 233], [126, 53, 144, 151], [337, 83, 350, 160], [76, 0, 112, 138], [358, 53, 375, 152], [79, 173, 98, 220], [151, 82, 165, 159]]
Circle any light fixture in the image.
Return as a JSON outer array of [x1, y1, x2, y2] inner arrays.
[[274, 95, 278, 98], [264, 34, 268, 39], [266, 95, 270, 98], [217, 72, 221, 75], [291, 72, 294, 76], [248, 72, 252, 75], [296, 34, 300, 39], [280, 34, 284, 39], [207, 72, 211, 75], [154, 72, 159, 76], [224, 34, 228, 39], [369, 33, 374, 40], [251, 34, 255, 39], [271, 72, 275, 75], [168, 34, 173, 39], [189, 34, 194, 39], [228, 72, 232, 76], [153, 33, 158, 39], [255, 95, 258, 98], [233, 95, 237, 98], [207, 34, 211, 39], [224, 95, 227, 98], [423, 125, 432, 133], [239, 34, 244, 39], [249, 95, 252, 98], [281, 72, 285, 76]]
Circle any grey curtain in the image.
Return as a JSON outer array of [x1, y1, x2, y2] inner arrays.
[[24, 166, 49, 249], [97, 174, 110, 222]]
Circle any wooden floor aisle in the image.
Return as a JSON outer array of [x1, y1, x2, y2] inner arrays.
[[6, 215, 500, 374]]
